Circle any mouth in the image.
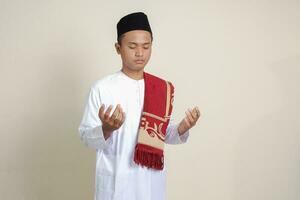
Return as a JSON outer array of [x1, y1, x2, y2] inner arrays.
[[135, 60, 145, 64]]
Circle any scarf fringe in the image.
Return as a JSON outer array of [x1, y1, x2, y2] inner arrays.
[[134, 143, 164, 170]]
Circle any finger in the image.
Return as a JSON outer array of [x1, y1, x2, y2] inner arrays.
[[104, 105, 113, 121], [185, 110, 195, 126], [116, 105, 123, 119], [184, 116, 191, 127], [119, 105, 123, 114], [116, 106, 124, 125], [189, 107, 198, 119], [120, 112, 126, 125], [188, 108, 198, 121], [196, 107, 200, 117], [116, 107, 126, 125], [98, 104, 105, 121], [110, 104, 120, 120], [186, 109, 194, 121], [115, 112, 125, 128], [193, 106, 201, 118], [113, 110, 122, 127], [116, 105, 124, 121]]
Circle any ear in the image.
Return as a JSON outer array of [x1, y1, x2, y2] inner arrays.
[[115, 42, 121, 54]]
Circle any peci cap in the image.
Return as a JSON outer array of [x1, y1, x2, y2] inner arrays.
[[117, 12, 152, 40]]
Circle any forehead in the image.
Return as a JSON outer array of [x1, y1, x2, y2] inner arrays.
[[122, 30, 152, 44]]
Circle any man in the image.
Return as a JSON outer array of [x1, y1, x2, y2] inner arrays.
[[78, 12, 201, 200]]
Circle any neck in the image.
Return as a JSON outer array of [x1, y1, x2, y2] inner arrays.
[[121, 67, 144, 80]]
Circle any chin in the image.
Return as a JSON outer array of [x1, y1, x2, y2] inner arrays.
[[129, 64, 146, 71]]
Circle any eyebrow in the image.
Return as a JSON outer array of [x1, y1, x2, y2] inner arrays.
[[128, 42, 151, 45]]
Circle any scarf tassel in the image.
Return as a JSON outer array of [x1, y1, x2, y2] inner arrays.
[[134, 143, 164, 170]]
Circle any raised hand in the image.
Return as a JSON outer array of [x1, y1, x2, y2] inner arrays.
[[98, 104, 126, 140], [177, 106, 201, 135]]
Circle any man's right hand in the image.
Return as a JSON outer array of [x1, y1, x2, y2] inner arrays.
[[98, 104, 126, 140]]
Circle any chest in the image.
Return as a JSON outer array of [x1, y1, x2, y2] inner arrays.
[[100, 81, 144, 118]]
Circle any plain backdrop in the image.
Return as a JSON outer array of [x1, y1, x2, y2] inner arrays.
[[0, 0, 299, 199]]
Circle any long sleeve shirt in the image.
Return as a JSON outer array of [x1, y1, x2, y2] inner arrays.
[[78, 69, 189, 200]]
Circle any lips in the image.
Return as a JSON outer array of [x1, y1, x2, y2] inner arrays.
[[135, 60, 144, 64]]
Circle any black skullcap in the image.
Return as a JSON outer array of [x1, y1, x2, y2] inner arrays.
[[117, 12, 152, 39]]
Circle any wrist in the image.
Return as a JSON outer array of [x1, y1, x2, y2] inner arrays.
[[177, 124, 185, 136], [102, 127, 113, 140]]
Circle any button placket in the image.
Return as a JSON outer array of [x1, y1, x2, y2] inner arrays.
[[137, 82, 140, 106]]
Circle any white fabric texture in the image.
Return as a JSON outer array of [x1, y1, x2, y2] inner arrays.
[[78, 70, 190, 200]]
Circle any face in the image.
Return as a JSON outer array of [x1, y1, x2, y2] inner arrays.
[[115, 30, 152, 72]]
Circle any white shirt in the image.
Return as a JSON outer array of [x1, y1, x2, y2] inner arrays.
[[78, 69, 190, 200]]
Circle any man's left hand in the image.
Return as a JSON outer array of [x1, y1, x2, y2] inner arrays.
[[177, 106, 201, 135]]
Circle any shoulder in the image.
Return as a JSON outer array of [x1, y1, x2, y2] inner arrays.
[[90, 70, 121, 92], [90, 71, 120, 93]]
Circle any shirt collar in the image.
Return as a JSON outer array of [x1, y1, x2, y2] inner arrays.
[[118, 69, 144, 83]]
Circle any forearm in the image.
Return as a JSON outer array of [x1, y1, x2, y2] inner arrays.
[[165, 123, 190, 145], [78, 124, 109, 150]]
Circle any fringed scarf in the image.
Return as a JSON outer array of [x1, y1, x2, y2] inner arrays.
[[134, 71, 174, 170]]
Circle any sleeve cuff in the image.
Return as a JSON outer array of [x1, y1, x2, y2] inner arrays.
[[94, 125, 109, 148], [80, 125, 109, 150]]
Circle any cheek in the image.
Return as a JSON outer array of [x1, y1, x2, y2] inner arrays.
[[128, 51, 136, 59], [123, 51, 135, 61], [145, 50, 152, 58]]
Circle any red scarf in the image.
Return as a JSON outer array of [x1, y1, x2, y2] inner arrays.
[[134, 71, 174, 170]]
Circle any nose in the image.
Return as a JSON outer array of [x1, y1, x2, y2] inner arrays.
[[135, 47, 143, 57]]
